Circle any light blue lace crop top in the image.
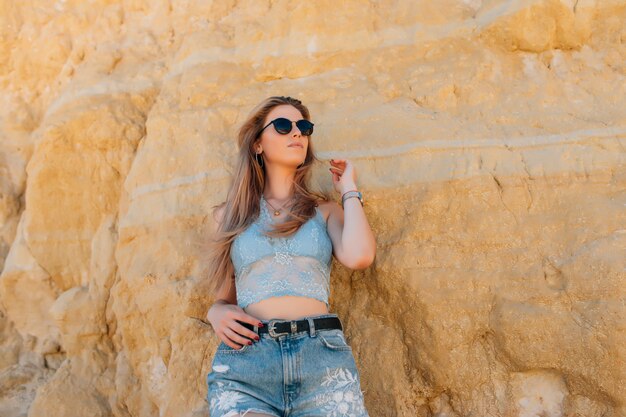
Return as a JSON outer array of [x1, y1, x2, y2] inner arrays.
[[230, 195, 333, 309]]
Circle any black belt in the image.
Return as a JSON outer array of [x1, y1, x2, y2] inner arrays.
[[239, 316, 342, 338]]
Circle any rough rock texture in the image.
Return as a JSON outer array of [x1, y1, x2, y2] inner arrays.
[[0, 1, 625, 416]]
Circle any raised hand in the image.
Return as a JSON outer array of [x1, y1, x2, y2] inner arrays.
[[329, 158, 358, 194]]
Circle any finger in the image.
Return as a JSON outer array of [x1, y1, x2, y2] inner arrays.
[[234, 311, 264, 328], [217, 331, 245, 350], [231, 319, 260, 342], [223, 327, 253, 349], [330, 160, 346, 166], [233, 312, 264, 340]]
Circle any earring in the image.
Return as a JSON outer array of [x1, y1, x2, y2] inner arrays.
[[255, 152, 264, 168]]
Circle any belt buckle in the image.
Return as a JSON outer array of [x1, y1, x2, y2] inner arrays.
[[268, 319, 289, 338]]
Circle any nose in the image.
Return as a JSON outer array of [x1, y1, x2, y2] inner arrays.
[[291, 122, 302, 137]]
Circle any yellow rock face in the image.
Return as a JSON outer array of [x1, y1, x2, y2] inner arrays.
[[0, 1, 624, 416]]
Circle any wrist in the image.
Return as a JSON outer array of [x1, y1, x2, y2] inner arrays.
[[212, 299, 230, 307], [207, 299, 229, 321], [339, 183, 358, 195], [209, 299, 228, 313]]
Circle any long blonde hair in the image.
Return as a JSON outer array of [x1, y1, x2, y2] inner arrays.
[[200, 96, 332, 300]]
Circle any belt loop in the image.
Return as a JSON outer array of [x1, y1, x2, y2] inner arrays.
[[307, 317, 316, 337]]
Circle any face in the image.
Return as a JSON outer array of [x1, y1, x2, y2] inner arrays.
[[255, 104, 309, 168]]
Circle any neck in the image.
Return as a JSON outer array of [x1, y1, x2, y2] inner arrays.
[[262, 165, 297, 202]]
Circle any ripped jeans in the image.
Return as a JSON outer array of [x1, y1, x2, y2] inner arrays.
[[206, 313, 369, 417]]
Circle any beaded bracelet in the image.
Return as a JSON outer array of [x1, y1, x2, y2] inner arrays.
[[341, 190, 363, 207]]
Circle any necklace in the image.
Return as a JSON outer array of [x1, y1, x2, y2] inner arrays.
[[262, 194, 293, 217]]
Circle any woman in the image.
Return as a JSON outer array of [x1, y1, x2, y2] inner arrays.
[[203, 96, 376, 417]]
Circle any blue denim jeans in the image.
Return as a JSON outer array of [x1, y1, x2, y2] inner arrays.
[[206, 313, 369, 417]]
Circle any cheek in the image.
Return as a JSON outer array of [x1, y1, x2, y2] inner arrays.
[[262, 141, 281, 155]]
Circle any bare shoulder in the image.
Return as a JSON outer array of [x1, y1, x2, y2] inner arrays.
[[316, 198, 345, 263], [316, 199, 342, 224]]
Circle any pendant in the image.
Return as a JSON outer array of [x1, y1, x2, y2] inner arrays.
[[274, 210, 281, 216]]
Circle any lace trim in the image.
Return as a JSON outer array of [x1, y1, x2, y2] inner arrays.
[[259, 194, 326, 229], [232, 195, 333, 309]]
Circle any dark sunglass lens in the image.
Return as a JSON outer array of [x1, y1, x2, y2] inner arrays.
[[273, 118, 292, 134], [297, 120, 314, 136]]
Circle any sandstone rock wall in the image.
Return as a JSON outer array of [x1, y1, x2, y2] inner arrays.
[[0, 1, 624, 416]]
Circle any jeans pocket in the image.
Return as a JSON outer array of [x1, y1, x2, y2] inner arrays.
[[317, 329, 353, 351], [216, 340, 251, 354]]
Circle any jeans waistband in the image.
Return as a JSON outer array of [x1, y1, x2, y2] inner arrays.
[[258, 312, 339, 324], [244, 313, 341, 340]]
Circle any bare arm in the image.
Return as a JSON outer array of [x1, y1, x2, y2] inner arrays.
[[211, 275, 237, 309], [326, 184, 376, 270], [208, 204, 237, 307], [205, 204, 261, 349]]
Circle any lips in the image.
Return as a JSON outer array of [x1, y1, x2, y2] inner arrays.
[[288, 144, 303, 148]]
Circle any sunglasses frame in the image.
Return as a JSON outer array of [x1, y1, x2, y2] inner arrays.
[[258, 117, 314, 137]]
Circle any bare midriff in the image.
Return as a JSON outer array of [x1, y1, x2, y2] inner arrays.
[[243, 295, 329, 321]]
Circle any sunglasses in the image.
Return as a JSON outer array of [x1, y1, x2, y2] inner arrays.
[[258, 118, 314, 137]]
